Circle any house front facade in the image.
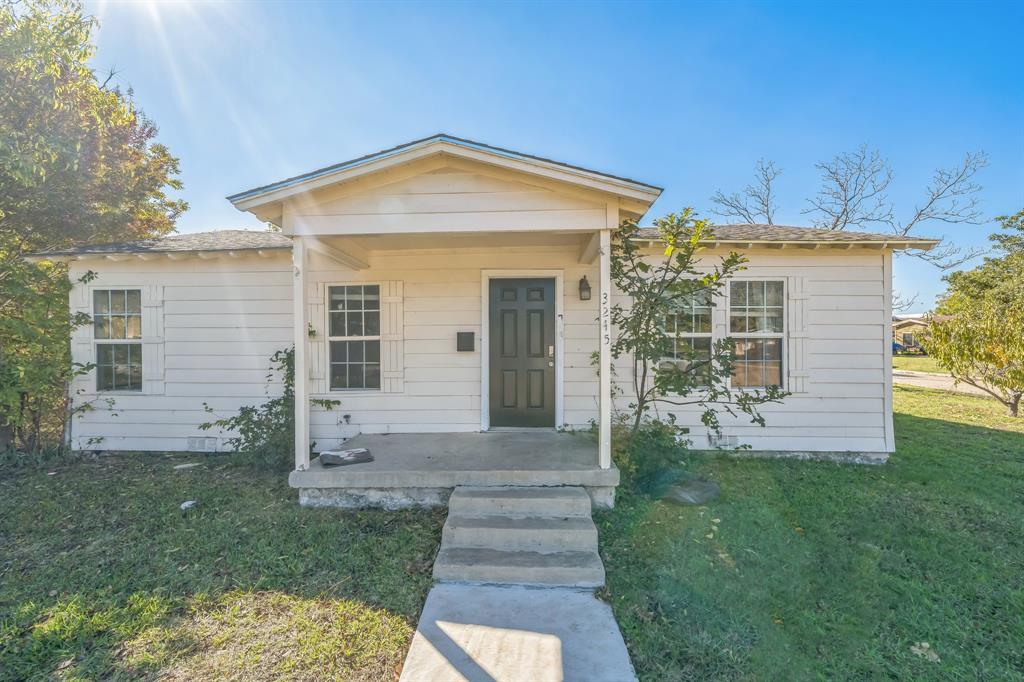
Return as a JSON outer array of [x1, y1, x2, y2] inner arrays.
[[42, 135, 937, 507]]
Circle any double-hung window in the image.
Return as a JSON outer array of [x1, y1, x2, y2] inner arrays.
[[94, 289, 142, 391], [664, 287, 713, 382], [729, 280, 785, 388], [328, 284, 381, 390]]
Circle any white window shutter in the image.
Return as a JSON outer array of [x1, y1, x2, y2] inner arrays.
[[786, 276, 809, 393], [141, 284, 165, 395], [308, 281, 326, 394], [381, 280, 404, 393], [70, 281, 92, 396]]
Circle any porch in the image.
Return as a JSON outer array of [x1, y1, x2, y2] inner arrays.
[[289, 431, 620, 509]]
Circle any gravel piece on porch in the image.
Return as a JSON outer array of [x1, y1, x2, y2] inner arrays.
[[398, 583, 637, 682]]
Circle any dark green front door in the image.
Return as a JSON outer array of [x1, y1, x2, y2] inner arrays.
[[489, 278, 556, 427]]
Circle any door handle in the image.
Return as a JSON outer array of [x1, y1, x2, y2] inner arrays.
[[547, 361, 554, 367], [548, 345, 554, 358]]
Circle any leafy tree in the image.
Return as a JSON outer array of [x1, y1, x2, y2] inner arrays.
[[926, 303, 1024, 416], [0, 0, 186, 451], [926, 209, 1024, 417], [610, 210, 787, 439]]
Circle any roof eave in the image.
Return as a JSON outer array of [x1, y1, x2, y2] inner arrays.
[[227, 135, 663, 212]]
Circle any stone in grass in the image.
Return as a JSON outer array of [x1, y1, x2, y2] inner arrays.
[[661, 478, 721, 506], [180, 500, 197, 511], [173, 463, 200, 470]]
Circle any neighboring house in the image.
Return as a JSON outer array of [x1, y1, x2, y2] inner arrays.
[[38, 134, 937, 506], [892, 315, 951, 349]]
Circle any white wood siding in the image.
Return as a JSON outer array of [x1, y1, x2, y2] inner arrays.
[[69, 244, 892, 455]]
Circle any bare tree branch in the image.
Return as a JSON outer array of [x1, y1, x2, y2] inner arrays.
[[896, 152, 988, 236], [892, 291, 920, 313], [711, 159, 781, 225], [803, 144, 894, 231]]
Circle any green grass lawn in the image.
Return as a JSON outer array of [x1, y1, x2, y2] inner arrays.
[[892, 354, 945, 374], [0, 455, 444, 681], [3, 386, 1022, 680], [598, 385, 1024, 680]]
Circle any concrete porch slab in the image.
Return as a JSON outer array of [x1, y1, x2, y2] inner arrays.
[[398, 583, 636, 682], [289, 431, 618, 489]]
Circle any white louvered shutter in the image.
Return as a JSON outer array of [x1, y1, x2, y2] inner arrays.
[[380, 280, 404, 393], [786, 276, 809, 393]]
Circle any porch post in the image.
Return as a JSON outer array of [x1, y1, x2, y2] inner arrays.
[[292, 236, 310, 471], [598, 228, 612, 469]]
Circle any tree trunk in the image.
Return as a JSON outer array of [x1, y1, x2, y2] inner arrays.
[[1009, 395, 1021, 418]]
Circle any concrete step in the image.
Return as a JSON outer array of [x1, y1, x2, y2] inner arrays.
[[433, 547, 605, 587], [448, 485, 592, 517], [442, 514, 598, 553]]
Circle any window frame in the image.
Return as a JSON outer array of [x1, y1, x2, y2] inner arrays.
[[325, 282, 383, 393], [662, 284, 714, 384], [727, 279, 786, 390], [92, 288, 144, 393]]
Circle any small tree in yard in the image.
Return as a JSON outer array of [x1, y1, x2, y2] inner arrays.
[[926, 209, 1024, 417], [926, 304, 1024, 416], [611, 210, 787, 441]]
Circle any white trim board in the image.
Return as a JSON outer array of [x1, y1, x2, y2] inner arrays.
[[479, 269, 565, 431]]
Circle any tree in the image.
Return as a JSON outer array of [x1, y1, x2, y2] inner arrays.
[[610, 210, 787, 439], [925, 303, 1024, 416], [926, 209, 1024, 417], [0, 0, 187, 451], [711, 145, 988, 270], [709, 158, 781, 225]]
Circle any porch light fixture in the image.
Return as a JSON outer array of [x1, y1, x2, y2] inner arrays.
[[578, 276, 592, 301]]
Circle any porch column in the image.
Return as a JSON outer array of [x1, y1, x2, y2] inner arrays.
[[293, 236, 310, 471], [598, 228, 612, 469]]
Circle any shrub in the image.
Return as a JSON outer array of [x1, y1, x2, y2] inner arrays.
[[200, 347, 338, 470]]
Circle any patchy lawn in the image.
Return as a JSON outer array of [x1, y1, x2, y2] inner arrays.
[[892, 354, 944, 374], [0, 454, 444, 681], [598, 385, 1024, 680]]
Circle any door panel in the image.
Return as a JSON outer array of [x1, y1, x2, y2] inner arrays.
[[489, 278, 556, 427]]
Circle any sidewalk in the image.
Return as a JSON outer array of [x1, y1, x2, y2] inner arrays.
[[893, 370, 993, 398]]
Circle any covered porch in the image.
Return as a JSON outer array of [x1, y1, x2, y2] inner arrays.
[[289, 430, 620, 509]]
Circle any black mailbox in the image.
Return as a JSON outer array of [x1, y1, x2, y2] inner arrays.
[[457, 331, 474, 352]]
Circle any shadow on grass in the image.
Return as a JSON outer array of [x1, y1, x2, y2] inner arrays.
[[598, 402, 1024, 680], [0, 453, 445, 680]]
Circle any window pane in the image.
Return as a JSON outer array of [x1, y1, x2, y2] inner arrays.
[[329, 287, 347, 311], [694, 313, 711, 334], [364, 311, 380, 336], [97, 364, 113, 391], [365, 364, 381, 389], [330, 364, 347, 389], [765, 312, 784, 333], [330, 341, 347, 363], [349, 341, 364, 362], [764, 338, 782, 361], [749, 281, 765, 306], [766, 281, 784, 306], [127, 315, 142, 339], [129, 360, 142, 389], [111, 315, 126, 339], [97, 344, 113, 365], [114, 344, 130, 365], [730, 282, 747, 306], [94, 290, 110, 314], [111, 290, 127, 314], [348, 364, 365, 389], [764, 362, 782, 386], [346, 313, 363, 336], [346, 286, 364, 311], [126, 289, 142, 314], [366, 341, 380, 363], [94, 316, 110, 339], [730, 314, 747, 333], [329, 312, 345, 337], [363, 286, 380, 310]]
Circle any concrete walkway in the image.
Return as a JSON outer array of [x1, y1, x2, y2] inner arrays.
[[398, 583, 637, 682], [893, 370, 994, 398]]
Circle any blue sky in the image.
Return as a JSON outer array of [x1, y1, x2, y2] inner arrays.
[[87, 0, 1023, 311]]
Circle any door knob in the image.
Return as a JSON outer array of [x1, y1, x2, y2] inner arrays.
[[547, 361, 554, 367]]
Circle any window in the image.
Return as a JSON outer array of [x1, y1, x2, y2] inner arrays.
[[328, 284, 381, 390], [94, 289, 142, 391], [902, 332, 915, 347], [729, 281, 784, 388], [664, 287, 712, 381]]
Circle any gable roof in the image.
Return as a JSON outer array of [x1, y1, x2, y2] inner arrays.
[[227, 134, 663, 222], [637, 224, 939, 249], [32, 230, 291, 257]]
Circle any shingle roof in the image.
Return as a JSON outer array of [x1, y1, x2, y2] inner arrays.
[[637, 224, 938, 245], [35, 230, 292, 256]]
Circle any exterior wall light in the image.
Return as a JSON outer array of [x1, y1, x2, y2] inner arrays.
[[578, 275, 592, 301]]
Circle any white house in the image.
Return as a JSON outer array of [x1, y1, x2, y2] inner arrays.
[[42, 134, 936, 509]]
